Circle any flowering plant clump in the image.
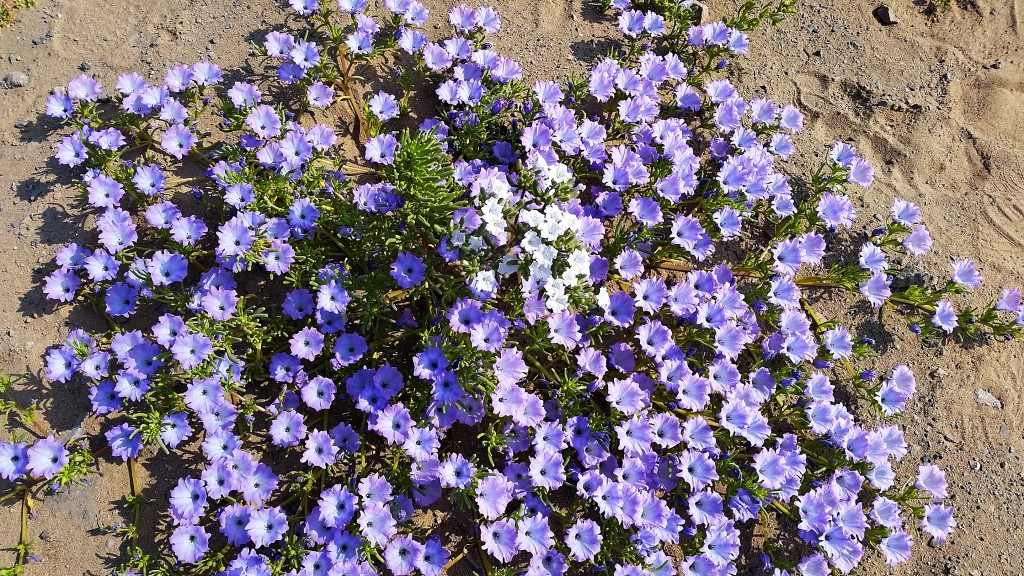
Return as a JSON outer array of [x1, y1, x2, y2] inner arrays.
[[8, 0, 1023, 574]]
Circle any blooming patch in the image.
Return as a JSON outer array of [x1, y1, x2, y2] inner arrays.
[[10, 0, 1024, 575]]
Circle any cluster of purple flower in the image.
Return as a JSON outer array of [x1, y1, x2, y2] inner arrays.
[[22, 0, 1024, 574]]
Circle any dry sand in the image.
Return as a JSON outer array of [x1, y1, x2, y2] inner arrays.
[[0, 0, 1021, 574]]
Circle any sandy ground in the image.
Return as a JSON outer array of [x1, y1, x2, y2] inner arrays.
[[0, 0, 1021, 574]]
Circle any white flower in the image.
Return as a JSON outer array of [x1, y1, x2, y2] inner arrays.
[[534, 245, 558, 267], [472, 270, 498, 294], [520, 209, 544, 228], [545, 279, 569, 312], [481, 197, 506, 236], [546, 162, 572, 185], [451, 229, 466, 246], [529, 260, 552, 281], [520, 230, 542, 253], [568, 249, 590, 272]]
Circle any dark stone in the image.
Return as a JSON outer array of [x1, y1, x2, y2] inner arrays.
[[873, 5, 899, 25], [31, 31, 52, 45]]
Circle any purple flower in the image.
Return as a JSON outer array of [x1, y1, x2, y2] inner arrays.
[[384, 535, 424, 576], [548, 311, 581, 349], [46, 92, 75, 119], [931, 300, 958, 334], [317, 279, 351, 313], [170, 524, 209, 564], [476, 474, 514, 520], [817, 193, 856, 228], [879, 531, 913, 566], [920, 503, 956, 542], [270, 411, 307, 447], [365, 133, 399, 164], [0, 441, 29, 480], [517, 515, 554, 556], [148, 250, 188, 286], [290, 327, 324, 361], [202, 286, 239, 321], [86, 174, 125, 209], [859, 272, 891, 307], [301, 376, 336, 410], [858, 241, 887, 272], [439, 453, 475, 488], [564, 519, 601, 561], [161, 125, 198, 159], [306, 81, 335, 108], [778, 104, 804, 132], [27, 436, 68, 479], [903, 225, 933, 258], [951, 259, 982, 289], [369, 91, 400, 121], [529, 449, 565, 489], [481, 520, 518, 563], [246, 104, 282, 138], [846, 157, 874, 188], [391, 252, 427, 288], [106, 424, 143, 461], [246, 506, 288, 547], [160, 413, 192, 448], [67, 74, 101, 101], [891, 198, 923, 226], [171, 332, 214, 370], [915, 463, 948, 499], [169, 476, 207, 524], [55, 133, 87, 166], [301, 430, 339, 468], [43, 269, 79, 302], [357, 502, 397, 547]]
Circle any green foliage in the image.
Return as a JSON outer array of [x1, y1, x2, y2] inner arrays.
[[0, 0, 34, 28]]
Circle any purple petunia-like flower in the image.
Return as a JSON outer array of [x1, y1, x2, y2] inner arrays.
[[365, 133, 399, 164], [169, 476, 207, 524], [43, 269, 80, 302], [301, 429, 338, 468], [915, 463, 948, 499], [920, 503, 956, 542], [0, 441, 29, 480], [859, 272, 892, 308], [481, 520, 518, 563], [170, 524, 209, 564], [476, 474, 514, 520], [106, 424, 144, 461], [162, 125, 198, 159], [26, 436, 68, 479], [171, 332, 214, 370], [391, 252, 427, 288], [951, 259, 982, 289], [246, 506, 288, 547], [290, 326, 324, 361], [384, 535, 424, 576], [565, 519, 602, 561], [931, 300, 958, 334]]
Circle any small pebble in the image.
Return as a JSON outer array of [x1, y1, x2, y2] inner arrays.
[[975, 388, 1003, 409], [3, 71, 28, 88]]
